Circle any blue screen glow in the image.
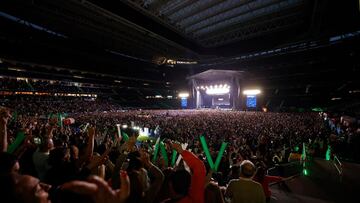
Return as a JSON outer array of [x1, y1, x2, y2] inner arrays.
[[181, 98, 187, 108], [246, 95, 257, 108]]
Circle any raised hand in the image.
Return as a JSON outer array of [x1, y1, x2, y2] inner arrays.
[[0, 107, 11, 126], [170, 141, 184, 154], [61, 171, 130, 203], [88, 126, 96, 137], [139, 149, 151, 168]]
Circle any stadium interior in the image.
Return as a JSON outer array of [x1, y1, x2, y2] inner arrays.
[[0, 0, 360, 203]]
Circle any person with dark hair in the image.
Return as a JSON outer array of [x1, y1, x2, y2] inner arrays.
[[225, 160, 265, 203], [0, 152, 20, 175], [0, 173, 51, 203], [163, 142, 206, 203], [253, 167, 282, 203], [0, 171, 130, 203]]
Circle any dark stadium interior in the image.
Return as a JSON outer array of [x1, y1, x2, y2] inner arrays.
[[0, 0, 360, 110], [1, 1, 360, 203]]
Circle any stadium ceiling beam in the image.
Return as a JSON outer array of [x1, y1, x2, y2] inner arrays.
[[0, 2, 158, 58], [183, 0, 281, 34], [3, 0, 189, 59], [168, 0, 232, 23], [198, 12, 304, 47], [117, 0, 202, 48], [192, 0, 304, 38], [80, 0, 197, 56], [159, 0, 196, 17], [170, 0, 229, 25]]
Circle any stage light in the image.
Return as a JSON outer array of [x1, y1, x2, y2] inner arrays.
[[243, 89, 261, 95], [121, 124, 128, 129], [155, 95, 163, 98], [178, 92, 189, 98], [206, 87, 230, 95]]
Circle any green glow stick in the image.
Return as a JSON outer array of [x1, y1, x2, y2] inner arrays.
[[302, 143, 306, 161], [122, 132, 129, 141], [160, 142, 168, 167], [58, 113, 63, 128], [325, 145, 331, 161], [200, 135, 215, 170], [171, 149, 178, 167], [152, 137, 160, 163], [214, 142, 228, 171], [7, 131, 25, 154]]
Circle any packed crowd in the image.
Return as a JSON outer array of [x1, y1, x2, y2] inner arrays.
[[0, 97, 343, 203], [0, 95, 121, 116]]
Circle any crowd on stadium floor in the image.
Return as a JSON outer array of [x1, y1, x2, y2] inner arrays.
[[0, 96, 359, 203]]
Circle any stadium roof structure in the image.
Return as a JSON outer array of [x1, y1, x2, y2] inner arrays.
[[187, 69, 244, 82], [0, 0, 360, 109]]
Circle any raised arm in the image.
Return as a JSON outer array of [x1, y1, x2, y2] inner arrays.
[[140, 150, 164, 203], [0, 108, 11, 152], [172, 142, 206, 203], [78, 126, 95, 166]]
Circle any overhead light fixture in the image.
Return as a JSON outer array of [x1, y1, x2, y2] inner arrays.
[[8, 67, 25, 72], [243, 89, 261, 95], [178, 92, 189, 98], [206, 87, 230, 95]]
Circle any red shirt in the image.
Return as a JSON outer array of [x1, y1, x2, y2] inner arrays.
[[176, 150, 206, 203], [254, 175, 282, 198]]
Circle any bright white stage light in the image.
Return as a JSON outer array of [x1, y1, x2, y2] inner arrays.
[[206, 87, 230, 95], [243, 89, 261, 95], [178, 92, 189, 98], [121, 124, 128, 129]]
